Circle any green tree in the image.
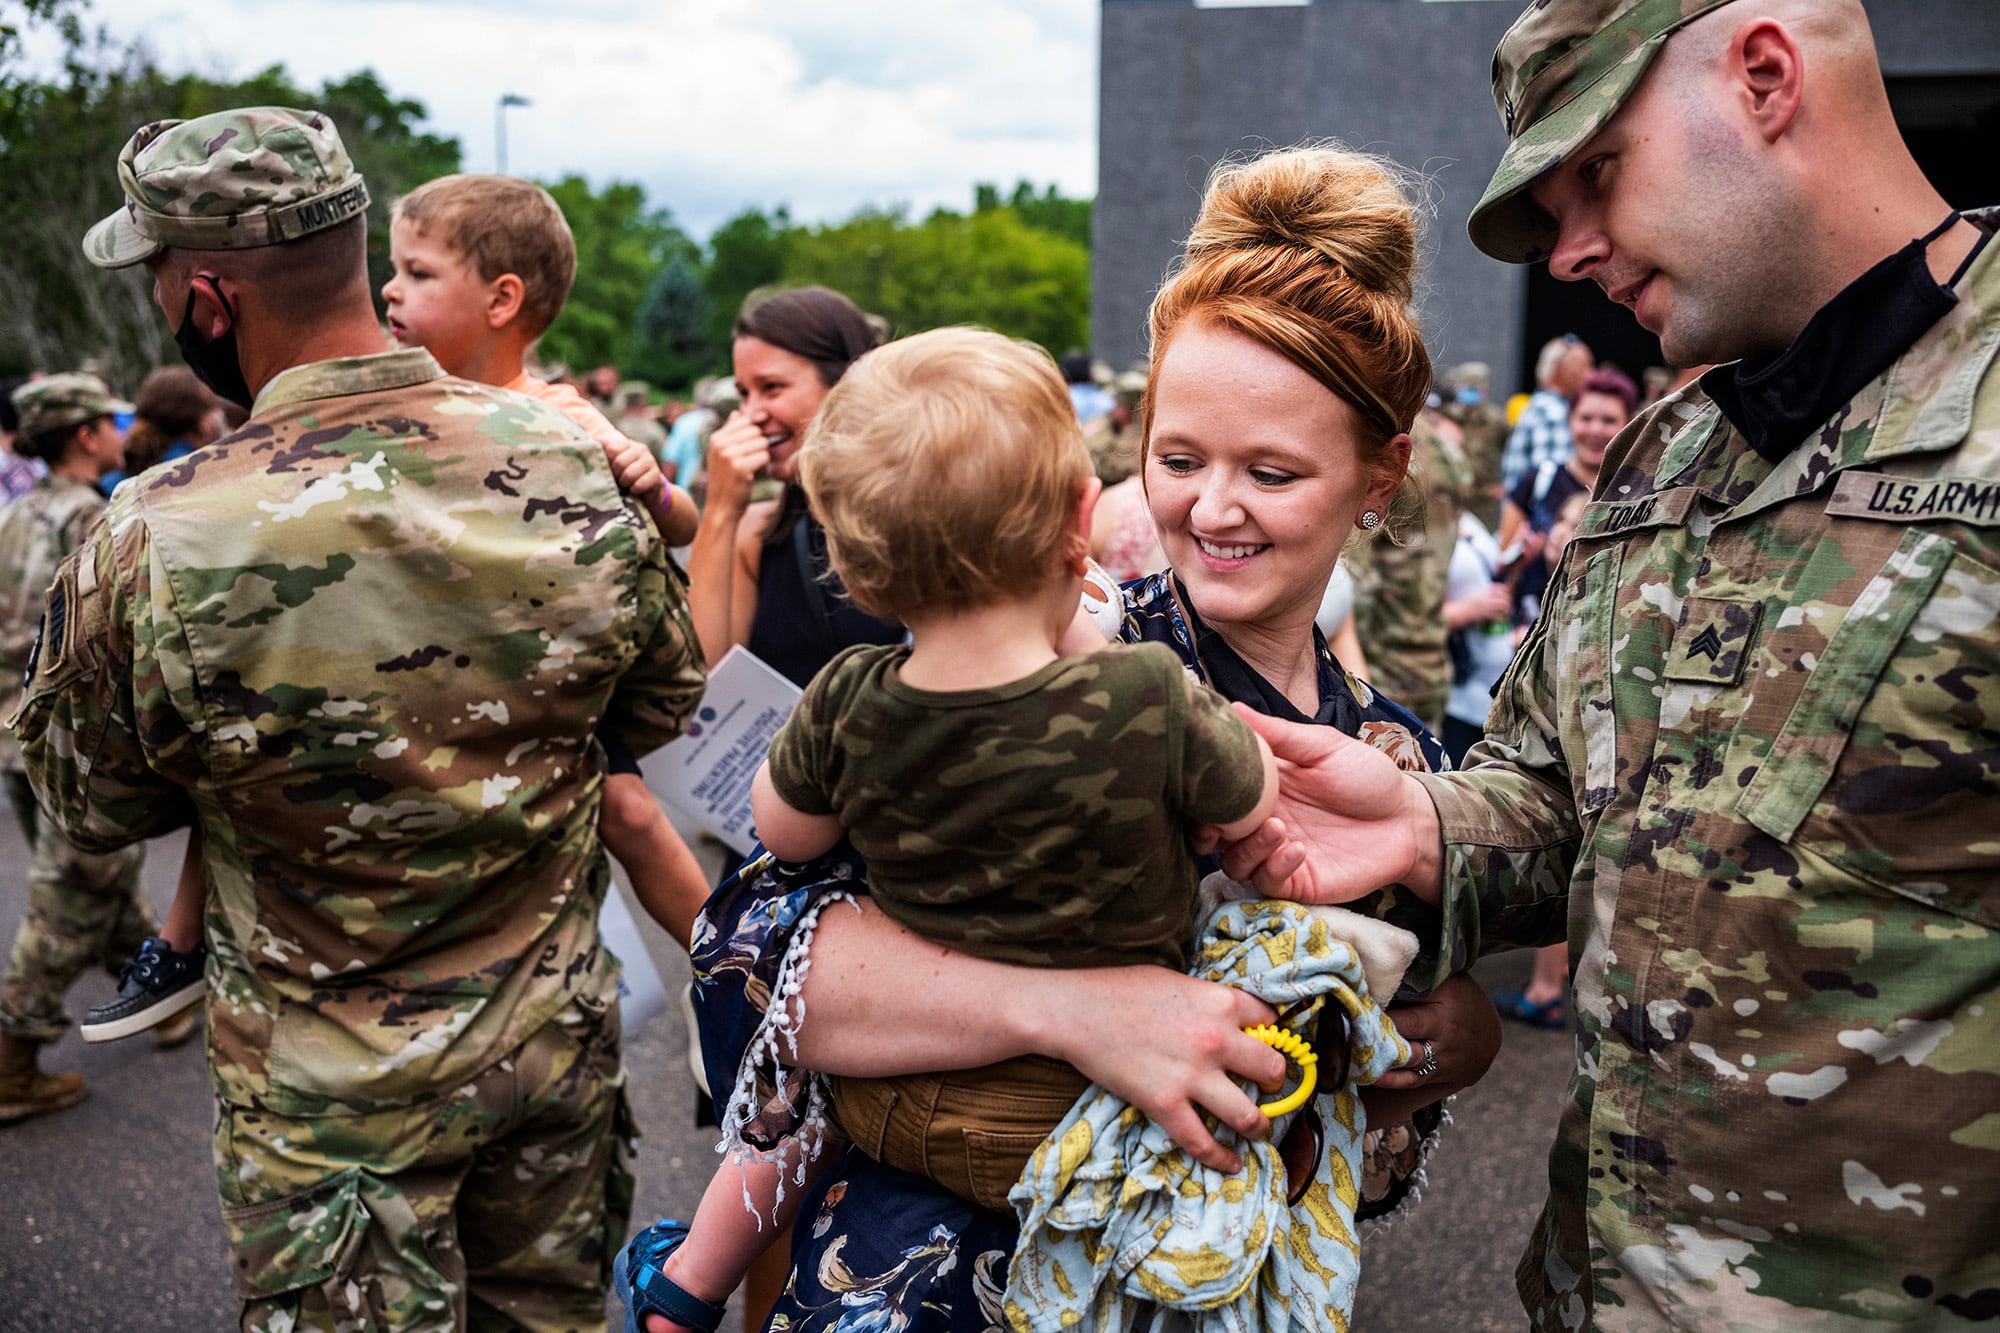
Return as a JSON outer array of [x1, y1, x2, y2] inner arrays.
[[0, 37, 459, 387], [978, 180, 1092, 250], [628, 254, 714, 391], [782, 203, 1089, 353], [0, 0, 79, 70], [316, 70, 460, 301], [701, 206, 790, 347], [536, 175, 696, 375]]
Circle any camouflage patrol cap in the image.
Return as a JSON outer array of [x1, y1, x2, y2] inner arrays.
[[1469, 0, 1742, 264], [83, 106, 371, 270], [11, 373, 133, 439]]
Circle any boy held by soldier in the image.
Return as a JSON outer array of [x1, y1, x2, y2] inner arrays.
[[85, 175, 715, 1040], [617, 327, 1287, 1332]]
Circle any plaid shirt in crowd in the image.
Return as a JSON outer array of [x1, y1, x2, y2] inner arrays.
[[1499, 387, 1572, 496], [0, 452, 44, 503]]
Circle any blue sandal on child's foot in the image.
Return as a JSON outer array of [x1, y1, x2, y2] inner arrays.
[[615, 1220, 727, 1333]]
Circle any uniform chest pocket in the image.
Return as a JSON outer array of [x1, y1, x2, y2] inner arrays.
[[1739, 527, 2000, 926]]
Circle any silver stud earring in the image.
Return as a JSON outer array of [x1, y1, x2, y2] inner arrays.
[[1360, 511, 1380, 531]]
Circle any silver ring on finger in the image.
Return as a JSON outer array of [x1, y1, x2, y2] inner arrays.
[[1410, 1039, 1439, 1080]]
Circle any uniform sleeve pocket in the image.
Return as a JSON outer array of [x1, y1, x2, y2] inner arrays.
[[9, 563, 93, 714], [1558, 546, 1623, 814], [218, 1167, 367, 1301], [8, 559, 118, 825]]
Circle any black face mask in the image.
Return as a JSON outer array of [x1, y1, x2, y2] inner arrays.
[[174, 279, 253, 409], [1705, 211, 1972, 461]]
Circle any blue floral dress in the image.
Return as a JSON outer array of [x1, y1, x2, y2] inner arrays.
[[684, 571, 1454, 1332]]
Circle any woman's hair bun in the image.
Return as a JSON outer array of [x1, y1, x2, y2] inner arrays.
[[1185, 145, 1421, 304]]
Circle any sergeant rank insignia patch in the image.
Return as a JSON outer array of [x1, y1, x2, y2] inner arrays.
[[1665, 596, 1762, 686]]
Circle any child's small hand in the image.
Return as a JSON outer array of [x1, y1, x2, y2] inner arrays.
[[605, 431, 665, 502], [1195, 815, 1307, 900]]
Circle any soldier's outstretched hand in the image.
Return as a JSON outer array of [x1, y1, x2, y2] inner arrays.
[[1200, 705, 1444, 905]]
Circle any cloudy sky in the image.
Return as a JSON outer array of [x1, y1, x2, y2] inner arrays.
[[24, 0, 1105, 238]]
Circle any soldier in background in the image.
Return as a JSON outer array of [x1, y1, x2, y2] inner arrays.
[[0, 375, 184, 1126], [661, 375, 738, 502], [613, 379, 669, 454], [1438, 360, 1508, 523], [1223, 1, 2000, 1326], [1083, 367, 1147, 484], [1640, 363, 1674, 406], [15, 107, 705, 1329], [1344, 399, 1472, 734], [585, 362, 621, 415]]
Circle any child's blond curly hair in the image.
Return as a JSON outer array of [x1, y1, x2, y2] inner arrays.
[[800, 327, 1092, 623]]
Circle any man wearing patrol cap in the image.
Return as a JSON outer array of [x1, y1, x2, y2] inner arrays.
[[0, 373, 177, 1125], [1439, 361, 1508, 520], [15, 107, 705, 1330], [1216, 2, 1999, 1328], [1084, 368, 1148, 484]]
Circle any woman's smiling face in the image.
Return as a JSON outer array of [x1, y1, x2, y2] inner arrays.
[[1568, 388, 1630, 472], [733, 335, 831, 482], [1145, 320, 1396, 636]]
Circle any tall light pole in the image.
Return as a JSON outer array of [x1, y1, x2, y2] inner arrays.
[[496, 93, 530, 175]]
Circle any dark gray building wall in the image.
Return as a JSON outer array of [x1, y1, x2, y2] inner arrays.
[[1095, 0, 2000, 394], [1869, 0, 2000, 73], [1095, 0, 1525, 380]]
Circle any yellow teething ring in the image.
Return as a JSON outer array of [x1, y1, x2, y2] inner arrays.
[[1244, 1023, 1318, 1118]]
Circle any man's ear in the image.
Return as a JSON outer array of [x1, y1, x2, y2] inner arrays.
[[1733, 18, 1805, 142], [188, 272, 239, 339], [488, 273, 527, 329]]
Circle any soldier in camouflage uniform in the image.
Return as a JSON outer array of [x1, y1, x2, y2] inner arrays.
[[1220, 2, 2000, 1328], [1345, 405, 1472, 734], [13, 108, 706, 1330], [611, 381, 668, 456], [1083, 368, 1148, 484], [0, 374, 158, 1123], [1440, 361, 1509, 524]]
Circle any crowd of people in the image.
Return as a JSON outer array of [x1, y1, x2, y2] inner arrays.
[[0, 0, 1993, 1330]]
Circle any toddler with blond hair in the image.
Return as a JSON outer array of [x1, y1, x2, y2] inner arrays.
[[618, 326, 1284, 1332]]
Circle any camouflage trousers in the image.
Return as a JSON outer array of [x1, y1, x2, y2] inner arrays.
[[0, 769, 151, 1042], [214, 994, 637, 1333]]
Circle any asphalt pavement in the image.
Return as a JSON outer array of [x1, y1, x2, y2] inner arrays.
[[0, 784, 1571, 1332]]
